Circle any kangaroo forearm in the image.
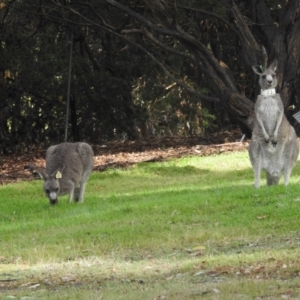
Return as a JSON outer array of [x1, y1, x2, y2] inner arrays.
[[257, 116, 269, 138], [273, 112, 283, 137]]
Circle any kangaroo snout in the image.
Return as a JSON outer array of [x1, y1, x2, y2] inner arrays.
[[266, 75, 273, 86], [49, 191, 59, 205], [50, 198, 58, 205]]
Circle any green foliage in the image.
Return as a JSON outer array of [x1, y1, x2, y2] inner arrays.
[[1, 151, 300, 298]]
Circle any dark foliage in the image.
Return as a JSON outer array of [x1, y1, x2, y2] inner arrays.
[[0, 0, 299, 153]]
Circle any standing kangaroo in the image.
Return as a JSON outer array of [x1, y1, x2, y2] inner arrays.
[[249, 59, 299, 188], [27, 142, 94, 204]]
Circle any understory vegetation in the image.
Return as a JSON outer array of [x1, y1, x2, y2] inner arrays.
[[1, 151, 300, 299]]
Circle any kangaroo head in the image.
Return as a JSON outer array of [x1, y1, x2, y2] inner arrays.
[[252, 59, 278, 90], [25, 164, 63, 205], [43, 170, 62, 205]]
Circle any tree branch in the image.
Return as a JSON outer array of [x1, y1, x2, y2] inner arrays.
[[48, 0, 222, 103], [222, 0, 262, 65], [122, 28, 193, 61]]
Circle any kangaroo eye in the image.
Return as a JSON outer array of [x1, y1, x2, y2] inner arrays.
[[46, 189, 50, 194], [262, 75, 266, 79]]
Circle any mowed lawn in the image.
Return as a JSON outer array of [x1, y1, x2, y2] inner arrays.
[[1, 150, 300, 299]]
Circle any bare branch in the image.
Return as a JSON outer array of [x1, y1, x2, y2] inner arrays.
[[48, 0, 221, 103], [122, 28, 193, 61], [222, 0, 262, 65], [177, 4, 241, 38]]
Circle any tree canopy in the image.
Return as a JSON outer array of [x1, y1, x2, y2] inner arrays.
[[0, 0, 299, 153]]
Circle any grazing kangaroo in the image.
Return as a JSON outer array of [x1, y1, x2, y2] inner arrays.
[[249, 59, 299, 188], [27, 142, 94, 204]]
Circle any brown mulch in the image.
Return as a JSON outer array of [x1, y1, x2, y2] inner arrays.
[[0, 129, 249, 185]]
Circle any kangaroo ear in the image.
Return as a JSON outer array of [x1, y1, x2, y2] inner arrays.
[[268, 59, 278, 72], [24, 164, 48, 180], [252, 65, 264, 75]]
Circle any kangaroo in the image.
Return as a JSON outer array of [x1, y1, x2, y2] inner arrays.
[[249, 59, 299, 188], [27, 142, 94, 204]]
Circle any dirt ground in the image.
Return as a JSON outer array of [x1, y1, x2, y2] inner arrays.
[[0, 129, 249, 186]]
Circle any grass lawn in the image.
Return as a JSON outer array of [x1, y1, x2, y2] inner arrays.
[[1, 150, 300, 299]]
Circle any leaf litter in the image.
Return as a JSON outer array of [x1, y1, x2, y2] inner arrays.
[[0, 129, 247, 185]]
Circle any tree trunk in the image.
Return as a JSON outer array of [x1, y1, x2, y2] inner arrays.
[[70, 96, 80, 142]]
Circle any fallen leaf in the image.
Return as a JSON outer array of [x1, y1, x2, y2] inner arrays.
[[28, 283, 40, 289], [192, 246, 206, 251], [193, 271, 205, 276], [256, 215, 268, 220]]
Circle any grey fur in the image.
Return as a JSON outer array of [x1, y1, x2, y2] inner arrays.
[[249, 59, 299, 188], [28, 142, 94, 204]]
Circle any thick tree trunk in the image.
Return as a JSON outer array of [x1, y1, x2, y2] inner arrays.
[[249, 0, 300, 108]]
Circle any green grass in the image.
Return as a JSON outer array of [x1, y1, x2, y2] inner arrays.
[[1, 150, 300, 299]]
